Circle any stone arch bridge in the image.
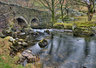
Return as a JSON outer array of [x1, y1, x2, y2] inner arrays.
[[0, 1, 51, 29]]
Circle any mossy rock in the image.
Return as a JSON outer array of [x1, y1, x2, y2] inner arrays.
[[72, 21, 96, 37], [2, 29, 13, 36], [0, 37, 24, 68], [64, 23, 73, 29], [44, 30, 50, 34], [38, 39, 48, 48], [0, 32, 5, 38], [74, 21, 96, 27], [53, 23, 73, 29], [53, 23, 64, 29], [73, 27, 94, 37]]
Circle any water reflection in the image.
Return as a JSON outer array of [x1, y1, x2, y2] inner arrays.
[[40, 33, 96, 68]]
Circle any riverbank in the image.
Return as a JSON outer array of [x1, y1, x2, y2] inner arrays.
[[53, 21, 96, 37], [0, 28, 96, 68], [0, 36, 44, 68], [0, 15, 96, 68], [0, 37, 24, 68]]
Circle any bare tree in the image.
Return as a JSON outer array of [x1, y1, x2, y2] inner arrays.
[[69, 0, 95, 21], [59, 0, 65, 22], [37, 0, 59, 26]]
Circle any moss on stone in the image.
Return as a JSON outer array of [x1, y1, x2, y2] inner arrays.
[[74, 21, 96, 28], [38, 39, 48, 48], [73, 21, 96, 37], [53, 23, 64, 29], [53, 23, 73, 29], [53, 21, 96, 37]]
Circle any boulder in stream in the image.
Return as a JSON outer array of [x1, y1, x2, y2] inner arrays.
[[73, 27, 94, 37], [22, 50, 40, 63], [38, 39, 48, 48], [44, 30, 50, 34]]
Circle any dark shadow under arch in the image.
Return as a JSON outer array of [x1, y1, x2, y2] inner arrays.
[[31, 18, 39, 23], [13, 17, 27, 28], [16, 18, 26, 25]]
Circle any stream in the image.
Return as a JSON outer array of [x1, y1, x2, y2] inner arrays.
[[22, 29, 96, 68]]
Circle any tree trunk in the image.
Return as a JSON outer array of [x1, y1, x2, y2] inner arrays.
[[88, 12, 93, 21], [52, 10, 55, 26], [51, 0, 55, 26], [87, 5, 93, 21], [87, 1, 95, 21], [66, 9, 69, 17], [61, 4, 64, 22]]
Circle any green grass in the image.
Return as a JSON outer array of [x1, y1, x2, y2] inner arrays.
[[0, 56, 11, 68], [0, 37, 41, 68], [61, 14, 96, 23], [0, 63, 11, 68], [54, 19, 96, 30], [0, 37, 24, 68]]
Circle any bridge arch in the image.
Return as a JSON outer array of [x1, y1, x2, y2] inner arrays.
[[12, 16, 28, 28], [14, 16, 28, 24], [31, 17, 39, 23], [30, 17, 40, 27]]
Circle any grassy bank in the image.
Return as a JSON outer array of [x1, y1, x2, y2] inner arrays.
[[0, 37, 42, 68], [0, 37, 24, 68]]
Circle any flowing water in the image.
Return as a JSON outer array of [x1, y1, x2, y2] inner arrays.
[[23, 29, 96, 68]]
